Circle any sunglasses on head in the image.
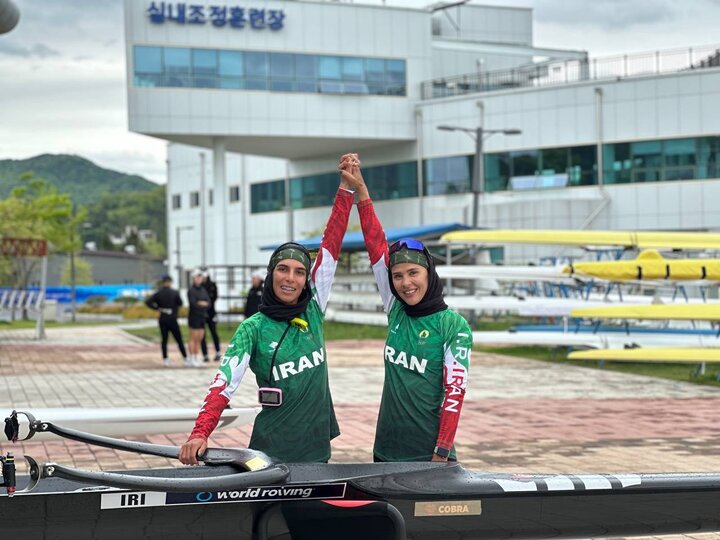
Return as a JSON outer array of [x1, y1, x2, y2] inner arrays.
[[389, 238, 425, 254]]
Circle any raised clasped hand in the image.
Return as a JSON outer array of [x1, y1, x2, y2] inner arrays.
[[338, 152, 365, 191]]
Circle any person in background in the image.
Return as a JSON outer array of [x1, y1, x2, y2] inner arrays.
[[187, 269, 210, 368], [200, 268, 221, 363], [144, 275, 187, 367], [244, 270, 265, 319], [339, 154, 472, 463]]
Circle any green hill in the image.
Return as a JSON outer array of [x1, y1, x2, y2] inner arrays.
[[0, 154, 157, 206]]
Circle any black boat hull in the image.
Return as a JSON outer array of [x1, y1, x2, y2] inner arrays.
[[4, 462, 720, 539]]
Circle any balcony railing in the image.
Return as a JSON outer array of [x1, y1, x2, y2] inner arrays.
[[422, 43, 720, 100]]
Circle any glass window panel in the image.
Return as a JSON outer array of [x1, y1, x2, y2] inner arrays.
[[365, 58, 385, 82], [192, 49, 217, 73], [193, 77, 216, 88], [602, 143, 631, 184], [270, 53, 294, 79], [271, 80, 293, 92], [318, 56, 341, 80], [292, 174, 335, 208], [631, 140, 662, 168], [365, 162, 417, 200], [164, 48, 191, 72], [386, 59, 405, 84], [163, 47, 191, 87], [569, 145, 597, 186], [511, 150, 538, 177], [245, 51, 268, 78], [245, 79, 268, 90], [697, 136, 720, 180], [134, 46, 162, 73], [366, 83, 387, 95], [251, 180, 285, 213], [219, 78, 243, 89], [485, 153, 510, 192], [633, 169, 661, 182], [540, 147, 567, 174], [294, 80, 317, 93], [295, 55, 316, 79], [664, 167, 695, 181], [342, 57, 364, 81], [219, 51, 243, 76], [664, 138, 696, 167], [319, 80, 342, 93], [342, 82, 368, 94]]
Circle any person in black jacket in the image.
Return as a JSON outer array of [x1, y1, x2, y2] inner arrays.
[[200, 268, 221, 363], [145, 275, 187, 367], [243, 270, 264, 318], [187, 269, 211, 367]]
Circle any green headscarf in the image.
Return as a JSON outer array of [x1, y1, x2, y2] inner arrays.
[[389, 247, 429, 269]]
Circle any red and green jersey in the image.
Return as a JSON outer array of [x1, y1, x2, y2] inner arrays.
[[377, 303, 471, 461], [358, 199, 472, 461], [189, 189, 353, 463]]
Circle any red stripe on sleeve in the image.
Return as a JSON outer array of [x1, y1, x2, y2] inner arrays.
[[311, 188, 353, 282], [436, 366, 466, 449], [357, 198, 388, 267], [188, 381, 230, 441]]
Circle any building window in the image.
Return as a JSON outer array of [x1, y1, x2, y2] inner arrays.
[[291, 173, 336, 209], [229, 185, 240, 203], [190, 191, 200, 208], [485, 152, 511, 192], [250, 180, 285, 213], [288, 161, 417, 210], [601, 137, 718, 185], [208, 189, 214, 206], [133, 46, 406, 96], [171, 194, 182, 209], [424, 156, 472, 196]]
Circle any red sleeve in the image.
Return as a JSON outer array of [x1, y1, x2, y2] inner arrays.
[[358, 199, 394, 312], [311, 188, 353, 312], [436, 377, 466, 450], [188, 374, 230, 441], [357, 198, 388, 267]]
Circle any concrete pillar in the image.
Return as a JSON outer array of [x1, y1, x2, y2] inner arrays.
[[212, 138, 227, 265]]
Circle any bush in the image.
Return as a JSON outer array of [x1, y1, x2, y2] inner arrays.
[[115, 296, 139, 305], [85, 295, 108, 306]]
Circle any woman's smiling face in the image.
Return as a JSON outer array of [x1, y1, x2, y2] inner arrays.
[[391, 262, 428, 305], [272, 258, 307, 304]]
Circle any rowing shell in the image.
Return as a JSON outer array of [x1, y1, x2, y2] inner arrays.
[[3, 411, 720, 539]]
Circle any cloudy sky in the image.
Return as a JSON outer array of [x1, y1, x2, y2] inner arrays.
[[1, 0, 719, 183]]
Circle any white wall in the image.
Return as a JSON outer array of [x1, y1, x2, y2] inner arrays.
[[418, 68, 720, 157], [432, 5, 532, 46]]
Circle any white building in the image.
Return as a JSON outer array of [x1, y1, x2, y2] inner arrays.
[[124, 0, 720, 278]]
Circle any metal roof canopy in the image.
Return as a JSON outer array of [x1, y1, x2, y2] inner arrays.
[[261, 222, 471, 252]]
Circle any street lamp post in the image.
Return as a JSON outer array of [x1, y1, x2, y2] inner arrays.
[[175, 225, 194, 287], [437, 125, 521, 228]]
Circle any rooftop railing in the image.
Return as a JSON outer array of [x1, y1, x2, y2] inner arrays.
[[422, 43, 720, 100]]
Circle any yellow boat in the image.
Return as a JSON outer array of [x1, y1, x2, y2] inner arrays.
[[563, 250, 720, 281], [570, 304, 720, 321], [440, 230, 720, 250], [568, 348, 720, 363]]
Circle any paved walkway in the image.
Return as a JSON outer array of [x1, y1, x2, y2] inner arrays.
[[2, 325, 720, 539]]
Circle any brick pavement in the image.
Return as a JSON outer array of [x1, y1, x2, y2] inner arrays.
[[2, 325, 720, 539]]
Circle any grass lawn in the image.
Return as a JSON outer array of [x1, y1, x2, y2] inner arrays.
[[126, 320, 388, 344], [478, 345, 720, 388]]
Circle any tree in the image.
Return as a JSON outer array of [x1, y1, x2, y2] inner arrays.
[[0, 173, 85, 289], [85, 186, 166, 252], [60, 257, 94, 285]]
